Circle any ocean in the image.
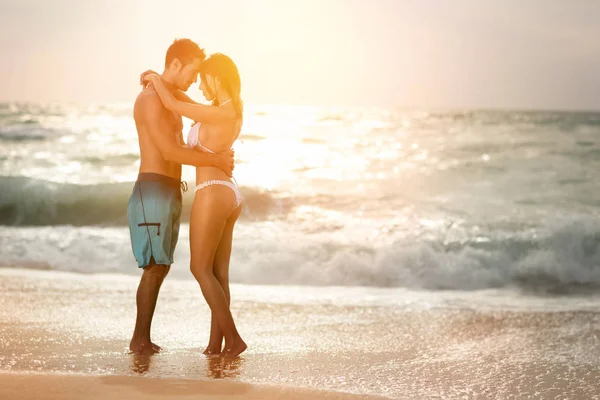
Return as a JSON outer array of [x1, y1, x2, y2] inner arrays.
[[2, 102, 599, 292]]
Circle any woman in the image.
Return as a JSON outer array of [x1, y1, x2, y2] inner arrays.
[[142, 53, 246, 358]]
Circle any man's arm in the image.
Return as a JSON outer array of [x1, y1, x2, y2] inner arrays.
[[139, 94, 234, 174]]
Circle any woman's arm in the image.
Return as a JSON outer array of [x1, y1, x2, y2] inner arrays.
[[173, 90, 199, 105], [145, 74, 236, 124], [140, 71, 200, 107]]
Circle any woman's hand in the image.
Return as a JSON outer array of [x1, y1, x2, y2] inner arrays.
[[140, 70, 160, 86]]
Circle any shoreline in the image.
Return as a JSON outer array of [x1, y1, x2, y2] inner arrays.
[[0, 372, 385, 400], [1, 267, 599, 399]]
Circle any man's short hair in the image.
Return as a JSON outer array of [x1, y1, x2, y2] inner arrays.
[[165, 38, 206, 68]]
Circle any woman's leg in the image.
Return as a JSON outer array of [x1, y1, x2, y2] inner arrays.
[[204, 205, 243, 355], [190, 186, 241, 354]]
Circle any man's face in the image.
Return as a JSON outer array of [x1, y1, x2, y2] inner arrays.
[[175, 57, 203, 91]]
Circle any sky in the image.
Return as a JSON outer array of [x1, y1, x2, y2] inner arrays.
[[1, 0, 599, 110]]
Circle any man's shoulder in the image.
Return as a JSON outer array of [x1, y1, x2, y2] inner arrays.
[[134, 89, 165, 120], [135, 88, 162, 108]]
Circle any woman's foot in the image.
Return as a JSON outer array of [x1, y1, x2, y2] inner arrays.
[[222, 338, 247, 358], [202, 345, 222, 357]]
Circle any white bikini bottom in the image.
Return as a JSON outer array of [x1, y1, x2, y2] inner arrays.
[[193, 180, 243, 208]]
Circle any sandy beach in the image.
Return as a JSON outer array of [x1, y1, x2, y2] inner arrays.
[[0, 372, 385, 400], [1, 267, 600, 399]]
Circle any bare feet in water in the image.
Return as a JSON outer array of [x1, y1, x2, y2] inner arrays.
[[202, 345, 222, 357], [129, 340, 162, 355], [222, 338, 247, 358]]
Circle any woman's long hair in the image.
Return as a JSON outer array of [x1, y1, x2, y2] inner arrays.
[[200, 53, 243, 119]]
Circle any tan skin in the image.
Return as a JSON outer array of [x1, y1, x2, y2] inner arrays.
[[129, 57, 235, 356], [143, 71, 247, 358]]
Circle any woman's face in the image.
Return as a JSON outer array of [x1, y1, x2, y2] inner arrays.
[[199, 74, 217, 101]]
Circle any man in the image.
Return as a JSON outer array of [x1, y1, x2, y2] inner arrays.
[[128, 38, 234, 354]]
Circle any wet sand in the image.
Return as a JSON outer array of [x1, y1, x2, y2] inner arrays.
[[0, 372, 383, 400], [1, 267, 600, 399]]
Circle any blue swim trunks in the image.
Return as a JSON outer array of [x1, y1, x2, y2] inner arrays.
[[127, 173, 185, 268]]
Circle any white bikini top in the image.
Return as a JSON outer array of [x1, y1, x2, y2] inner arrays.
[[186, 99, 232, 154]]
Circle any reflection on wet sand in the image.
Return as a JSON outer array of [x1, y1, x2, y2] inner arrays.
[[130, 353, 154, 374], [207, 356, 243, 379], [129, 350, 243, 380]]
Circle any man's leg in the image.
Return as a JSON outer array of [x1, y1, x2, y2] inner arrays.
[[130, 263, 170, 354]]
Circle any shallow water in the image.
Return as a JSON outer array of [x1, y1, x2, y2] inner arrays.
[[1, 269, 599, 399]]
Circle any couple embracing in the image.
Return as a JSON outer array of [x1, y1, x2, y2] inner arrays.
[[127, 38, 246, 358]]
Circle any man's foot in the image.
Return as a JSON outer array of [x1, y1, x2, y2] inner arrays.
[[151, 342, 162, 352], [222, 338, 247, 358], [129, 340, 162, 355]]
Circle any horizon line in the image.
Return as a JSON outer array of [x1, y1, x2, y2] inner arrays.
[[0, 99, 599, 114]]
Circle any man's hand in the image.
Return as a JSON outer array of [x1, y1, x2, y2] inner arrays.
[[214, 149, 235, 177], [140, 70, 159, 86]]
